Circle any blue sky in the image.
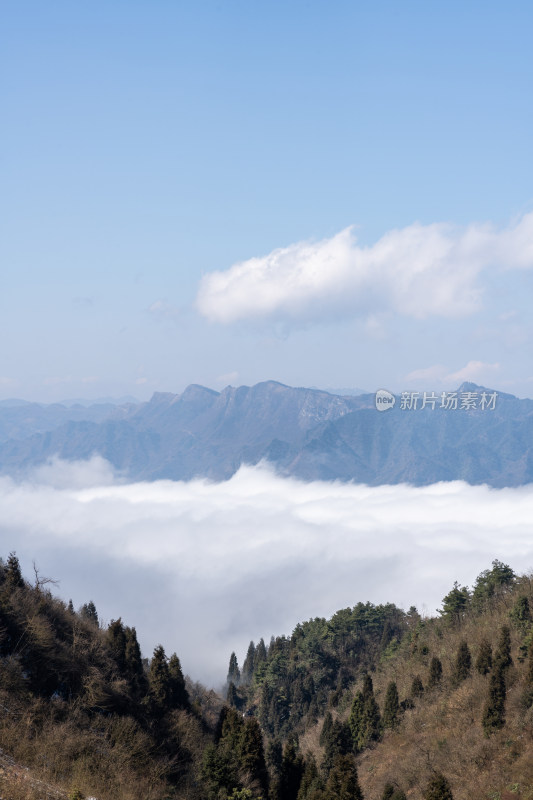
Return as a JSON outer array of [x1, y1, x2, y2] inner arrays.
[[3, 1, 533, 401]]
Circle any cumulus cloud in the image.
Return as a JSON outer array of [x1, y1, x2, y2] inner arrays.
[[196, 213, 533, 325], [2, 459, 533, 686]]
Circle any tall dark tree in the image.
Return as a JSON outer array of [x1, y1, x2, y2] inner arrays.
[[476, 638, 492, 675], [482, 663, 506, 735], [80, 601, 99, 626], [5, 552, 24, 590], [428, 657, 443, 688], [107, 618, 127, 673], [168, 652, 189, 709], [124, 626, 148, 698], [254, 638, 267, 671], [149, 644, 171, 712], [227, 681, 239, 708], [242, 641, 256, 684], [382, 682, 400, 729], [279, 739, 304, 800], [325, 755, 363, 800], [410, 675, 424, 698], [321, 719, 352, 776], [228, 652, 241, 685], [240, 717, 269, 797], [349, 693, 364, 753], [452, 640, 471, 685], [494, 625, 512, 671], [423, 773, 454, 800]]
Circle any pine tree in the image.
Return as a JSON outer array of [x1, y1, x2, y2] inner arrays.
[[242, 641, 256, 684], [494, 625, 512, 671], [5, 552, 24, 590], [382, 682, 400, 729], [149, 644, 171, 713], [296, 754, 322, 800], [279, 739, 304, 800], [475, 638, 492, 675], [67, 599, 74, 614], [348, 693, 363, 753], [322, 719, 352, 776], [168, 652, 189, 709], [240, 718, 269, 797], [325, 755, 363, 800], [227, 681, 239, 708], [524, 639, 533, 707], [227, 652, 241, 685], [80, 601, 99, 626], [254, 638, 267, 671], [423, 773, 454, 800], [452, 640, 471, 685], [107, 618, 127, 673], [428, 657, 443, 688], [124, 626, 148, 698], [410, 675, 424, 698], [482, 663, 506, 735]]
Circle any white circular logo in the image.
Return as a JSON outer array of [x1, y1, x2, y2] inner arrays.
[[375, 389, 396, 411]]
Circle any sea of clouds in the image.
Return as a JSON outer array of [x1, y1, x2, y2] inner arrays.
[[1, 455, 532, 687]]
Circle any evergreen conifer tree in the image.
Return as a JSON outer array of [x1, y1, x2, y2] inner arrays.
[[423, 773, 454, 800], [482, 663, 506, 734], [383, 681, 400, 729], [227, 681, 239, 707], [149, 644, 171, 713], [320, 711, 334, 747], [242, 641, 256, 684], [227, 652, 241, 685], [254, 638, 267, 671], [428, 657, 443, 688], [240, 717, 269, 797], [124, 626, 148, 698], [410, 675, 424, 698], [168, 652, 189, 709], [494, 625, 512, 671], [348, 693, 364, 752], [325, 755, 363, 800], [279, 739, 304, 800], [107, 618, 127, 673], [475, 638, 492, 675], [67, 599, 74, 614], [5, 552, 24, 590], [452, 640, 471, 685], [80, 600, 99, 626]]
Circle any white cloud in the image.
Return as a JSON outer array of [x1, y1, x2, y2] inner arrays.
[[405, 360, 500, 388], [2, 459, 533, 687], [445, 360, 500, 385], [196, 214, 533, 326]]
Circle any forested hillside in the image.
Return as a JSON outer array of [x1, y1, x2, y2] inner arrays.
[[2, 554, 533, 799]]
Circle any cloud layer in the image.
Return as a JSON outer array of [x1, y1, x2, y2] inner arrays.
[[196, 214, 533, 325], [2, 460, 533, 686]]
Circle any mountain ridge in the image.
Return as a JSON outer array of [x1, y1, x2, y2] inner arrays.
[[0, 381, 532, 486]]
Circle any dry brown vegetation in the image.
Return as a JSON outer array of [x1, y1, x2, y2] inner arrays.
[[303, 574, 533, 800]]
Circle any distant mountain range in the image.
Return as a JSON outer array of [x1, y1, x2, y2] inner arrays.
[[0, 381, 532, 486]]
